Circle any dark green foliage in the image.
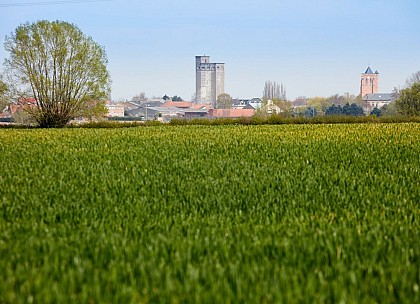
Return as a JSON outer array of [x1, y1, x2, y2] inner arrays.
[[370, 107, 382, 117], [303, 106, 317, 117], [172, 95, 183, 101], [343, 103, 365, 116], [325, 103, 365, 116], [325, 104, 342, 115], [0, 125, 419, 303], [381, 102, 397, 116]]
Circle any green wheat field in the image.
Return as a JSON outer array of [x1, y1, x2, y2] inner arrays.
[[0, 124, 419, 303]]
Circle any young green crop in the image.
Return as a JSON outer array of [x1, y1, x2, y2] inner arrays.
[[0, 124, 419, 303]]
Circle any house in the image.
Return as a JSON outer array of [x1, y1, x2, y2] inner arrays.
[[363, 93, 395, 111], [248, 98, 263, 110], [137, 99, 164, 108], [264, 100, 282, 114], [183, 109, 209, 119], [180, 104, 209, 119], [191, 104, 210, 111], [231, 99, 248, 109], [105, 102, 125, 117], [230, 98, 264, 110], [162, 101, 193, 109], [122, 102, 142, 112], [1, 97, 38, 118], [125, 106, 183, 122]]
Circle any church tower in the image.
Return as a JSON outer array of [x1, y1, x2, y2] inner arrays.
[[360, 67, 379, 97]]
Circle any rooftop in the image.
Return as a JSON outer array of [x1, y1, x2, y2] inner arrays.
[[364, 66, 379, 74], [363, 93, 395, 101], [364, 67, 374, 74]]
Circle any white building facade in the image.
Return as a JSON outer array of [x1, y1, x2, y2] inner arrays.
[[195, 55, 224, 108], [106, 103, 125, 117]]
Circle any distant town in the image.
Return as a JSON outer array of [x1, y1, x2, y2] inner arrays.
[[0, 55, 398, 123]]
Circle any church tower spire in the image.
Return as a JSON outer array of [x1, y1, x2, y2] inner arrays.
[[360, 67, 379, 97]]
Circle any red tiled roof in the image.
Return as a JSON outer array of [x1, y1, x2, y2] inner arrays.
[[18, 97, 37, 104], [191, 104, 210, 110], [162, 101, 192, 108]]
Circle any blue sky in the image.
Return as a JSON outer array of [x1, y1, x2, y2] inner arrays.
[[1, 0, 419, 101]]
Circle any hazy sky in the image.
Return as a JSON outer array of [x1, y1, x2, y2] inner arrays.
[[1, 0, 419, 101]]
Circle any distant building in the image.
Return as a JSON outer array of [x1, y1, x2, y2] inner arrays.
[[0, 97, 37, 119], [247, 98, 263, 110], [162, 101, 193, 109], [106, 103, 125, 117], [195, 55, 225, 108], [123, 102, 142, 112], [361, 67, 379, 97], [231, 98, 248, 109], [231, 98, 263, 110], [363, 93, 395, 110], [126, 106, 181, 122], [208, 108, 255, 118], [183, 109, 208, 119], [142, 99, 164, 108], [360, 67, 394, 111], [264, 100, 282, 115]]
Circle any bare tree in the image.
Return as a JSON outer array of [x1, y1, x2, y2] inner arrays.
[[292, 96, 308, 107], [405, 71, 420, 88], [326, 94, 346, 105], [263, 81, 287, 100], [391, 87, 400, 100], [132, 92, 148, 103]]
